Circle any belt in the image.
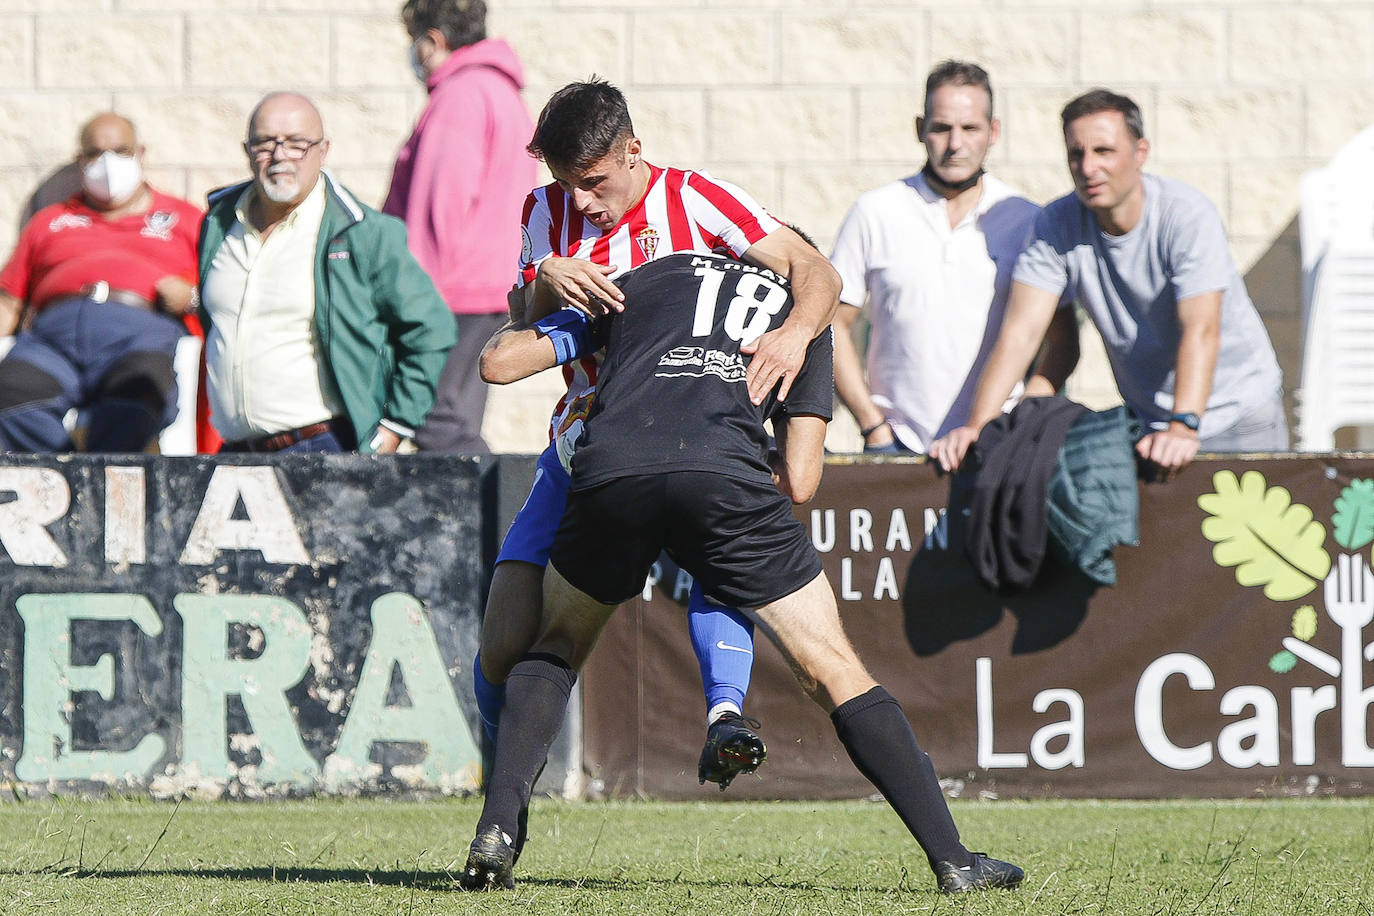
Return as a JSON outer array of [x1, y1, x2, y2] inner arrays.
[[79, 281, 157, 311], [224, 418, 345, 453]]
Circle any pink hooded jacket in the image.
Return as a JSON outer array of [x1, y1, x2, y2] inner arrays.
[[383, 38, 536, 315]]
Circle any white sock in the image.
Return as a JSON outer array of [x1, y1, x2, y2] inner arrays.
[[707, 701, 742, 725]]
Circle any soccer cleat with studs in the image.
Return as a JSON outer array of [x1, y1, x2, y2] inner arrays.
[[697, 711, 767, 790], [460, 824, 516, 891], [933, 852, 1025, 893]]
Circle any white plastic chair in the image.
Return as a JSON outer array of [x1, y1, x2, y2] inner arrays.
[[1297, 126, 1374, 450], [156, 333, 202, 455]]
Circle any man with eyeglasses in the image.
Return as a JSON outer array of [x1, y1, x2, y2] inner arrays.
[[0, 112, 203, 453], [198, 91, 454, 454]]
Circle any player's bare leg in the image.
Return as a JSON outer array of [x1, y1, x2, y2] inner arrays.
[[462, 563, 616, 891], [480, 561, 546, 683], [751, 572, 1023, 894]]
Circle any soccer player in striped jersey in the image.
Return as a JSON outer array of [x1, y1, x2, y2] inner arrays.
[[473, 79, 839, 798]]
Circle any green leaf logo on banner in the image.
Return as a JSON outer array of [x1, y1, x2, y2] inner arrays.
[[1268, 650, 1297, 673], [1292, 605, 1318, 641], [1198, 470, 1330, 601], [1332, 479, 1374, 550]]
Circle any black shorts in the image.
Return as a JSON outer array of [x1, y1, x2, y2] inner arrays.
[[550, 471, 822, 609]]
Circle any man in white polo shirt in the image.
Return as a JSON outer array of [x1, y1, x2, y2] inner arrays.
[[198, 91, 454, 454], [830, 61, 1069, 454]]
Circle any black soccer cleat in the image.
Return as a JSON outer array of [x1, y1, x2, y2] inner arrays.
[[460, 824, 516, 891], [933, 852, 1025, 893], [698, 712, 767, 790]]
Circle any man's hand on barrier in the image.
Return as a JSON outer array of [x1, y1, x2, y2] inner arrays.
[[929, 425, 980, 473], [1135, 427, 1199, 481]]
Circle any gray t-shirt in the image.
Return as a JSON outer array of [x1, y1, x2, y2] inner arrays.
[[1014, 174, 1281, 439]]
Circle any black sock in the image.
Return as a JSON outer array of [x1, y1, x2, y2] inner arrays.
[[830, 685, 970, 869], [477, 653, 577, 841]]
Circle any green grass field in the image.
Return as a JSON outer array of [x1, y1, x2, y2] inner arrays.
[[0, 796, 1370, 914]]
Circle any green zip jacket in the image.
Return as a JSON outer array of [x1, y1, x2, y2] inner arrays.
[[197, 172, 456, 453]]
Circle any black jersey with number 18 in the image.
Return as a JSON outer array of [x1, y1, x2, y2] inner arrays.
[[570, 252, 833, 491]]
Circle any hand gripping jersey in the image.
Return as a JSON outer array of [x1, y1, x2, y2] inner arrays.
[[570, 252, 833, 490], [516, 164, 783, 442]]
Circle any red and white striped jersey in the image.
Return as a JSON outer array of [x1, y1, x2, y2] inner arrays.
[[517, 162, 783, 441]]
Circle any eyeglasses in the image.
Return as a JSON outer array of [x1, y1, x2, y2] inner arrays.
[[245, 136, 325, 160]]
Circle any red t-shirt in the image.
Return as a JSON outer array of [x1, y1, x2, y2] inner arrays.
[[0, 189, 202, 311]]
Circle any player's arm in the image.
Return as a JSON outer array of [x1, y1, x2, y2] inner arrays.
[[739, 227, 841, 405], [773, 414, 827, 504], [1134, 289, 1221, 478], [1023, 307, 1080, 398], [480, 293, 600, 385], [928, 281, 1061, 472], [0, 291, 23, 336], [831, 303, 894, 448]]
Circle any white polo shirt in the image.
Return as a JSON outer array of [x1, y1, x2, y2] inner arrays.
[[830, 172, 1040, 452], [201, 178, 346, 441]]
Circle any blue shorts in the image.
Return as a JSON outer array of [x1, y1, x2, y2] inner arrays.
[[495, 442, 570, 567]]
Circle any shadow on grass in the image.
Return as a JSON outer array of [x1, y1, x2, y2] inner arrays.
[[3, 866, 905, 895]]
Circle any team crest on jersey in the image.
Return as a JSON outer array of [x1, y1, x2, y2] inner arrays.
[[139, 210, 178, 241], [48, 213, 92, 232], [635, 227, 660, 261]]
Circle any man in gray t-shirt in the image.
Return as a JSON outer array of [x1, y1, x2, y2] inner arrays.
[[930, 89, 1285, 479]]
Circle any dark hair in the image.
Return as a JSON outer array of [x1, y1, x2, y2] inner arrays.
[[1060, 89, 1145, 141], [401, 0, 486, 49], [924, 60, 993, 117], [527, 78, 635, 170]]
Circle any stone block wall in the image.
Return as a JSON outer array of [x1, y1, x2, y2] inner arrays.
[[0, 0, 1366, 451]]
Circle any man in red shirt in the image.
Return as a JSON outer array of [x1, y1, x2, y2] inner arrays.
[[0, 112, 203, 453]]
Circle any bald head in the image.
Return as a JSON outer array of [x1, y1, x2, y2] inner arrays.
[[244, 91, 330, 212], [79, 113, 139, 160], [248, 91, 324, 140]]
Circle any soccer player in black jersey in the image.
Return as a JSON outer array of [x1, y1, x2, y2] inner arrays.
[[464, 252, 1024, 895]]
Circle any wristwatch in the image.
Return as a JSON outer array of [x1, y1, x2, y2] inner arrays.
[[1169, 412, 1201, 431]]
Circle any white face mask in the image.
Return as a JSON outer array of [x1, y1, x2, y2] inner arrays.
[[82, 150, 143, 205]]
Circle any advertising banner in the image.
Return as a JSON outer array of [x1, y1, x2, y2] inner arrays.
[[580, 456, 1374, 799], [0, 455, 489, 798]]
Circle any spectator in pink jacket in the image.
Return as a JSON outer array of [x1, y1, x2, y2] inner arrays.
[[384, 0, 536, 455]]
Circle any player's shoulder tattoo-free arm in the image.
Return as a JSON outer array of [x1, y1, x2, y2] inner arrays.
[[480, 307, 604, 385]]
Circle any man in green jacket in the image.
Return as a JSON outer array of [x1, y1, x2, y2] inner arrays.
[[198, 91, 454, 454]]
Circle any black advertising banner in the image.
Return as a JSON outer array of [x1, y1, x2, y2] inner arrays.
[[0, 455, 489, 798], [580, 456, 1374, 799]]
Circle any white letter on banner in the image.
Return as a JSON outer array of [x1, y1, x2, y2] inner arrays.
[[976, 657, 1028, 768], [839, 558, 862, 601], [923, 508, 947, 550], [105, 466, 146, 565], [1217, 686, 1279, 768], [326, 593, 480, 791], [1135, 653, 1214, 770], [174, 594, 319, 785], [0, 467, 69, 566], [873, 556, 899, 600], [1030, 689, 1085, 769], [849, 509, 873, 552], [811, 509, 835, 553], [14, 594, 166, 782], [885, 509, 911, 552], [179, 466, 309, 565], [1290, 685, 1337, 766]]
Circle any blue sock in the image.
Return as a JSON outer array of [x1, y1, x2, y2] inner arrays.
[[473, 651, 507, 744], [687, 582, 755, 718]]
